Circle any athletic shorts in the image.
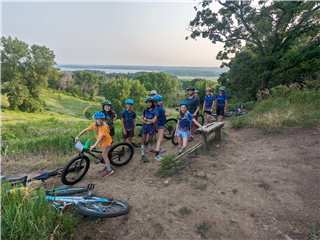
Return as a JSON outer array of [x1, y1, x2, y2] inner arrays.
[[122, 128, 134, 139], [109, 128, 115, 137], [141, 123, 156, 136], [101, 143, 112, 148], [176, 128, 189, 138], [156, 123, 164, 129], [216, 107, 225, 116], [204, 110, 212, 115]]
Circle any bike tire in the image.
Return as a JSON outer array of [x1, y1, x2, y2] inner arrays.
[[76, 199, 130, 218], [46, 187, 88, 196], [132, 124, 149, 147], [171, 128, 179, 146], [163, 118, 177, 139], [197, 114, 204, 126], [108, 142, 134, 166], [61, 156, 90, 185]]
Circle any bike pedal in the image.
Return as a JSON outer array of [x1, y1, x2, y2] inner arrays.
[[87, 183, 95, 190]]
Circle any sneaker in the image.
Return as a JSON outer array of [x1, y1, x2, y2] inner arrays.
[[148, 149, 157, 155], [179, 148, 182, 154], [127, 148, 131, 155], [102, 169, 114, 177], [188, 136, 194, 142], [160, 147, 165, 152], [103, 166, 107, 171], [155, 155, 162, 161], [141, 155, 147, 163]]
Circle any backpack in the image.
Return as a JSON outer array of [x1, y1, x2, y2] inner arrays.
[[142, 108, 157, 118]]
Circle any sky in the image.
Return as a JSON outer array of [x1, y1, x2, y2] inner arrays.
[[2, 0, 225, 67]]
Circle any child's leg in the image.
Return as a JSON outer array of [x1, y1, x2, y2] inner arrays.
[[156, 128, 164, 152], [191, 121, 195, 136], [148, 134, 153, 149], [128, 137, 132, 145], [141, 134, 146, 156], [177, 136, 182, 149], [181, 137, 188, 151], [102, 145, 112, 171]]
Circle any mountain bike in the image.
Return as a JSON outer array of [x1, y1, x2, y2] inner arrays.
[[61, 137, 134, 185]]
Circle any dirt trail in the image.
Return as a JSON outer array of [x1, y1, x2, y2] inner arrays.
[[38, 119, 320, 239]]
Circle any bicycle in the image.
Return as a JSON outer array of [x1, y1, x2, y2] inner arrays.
[[61, 137, 134, 185], [132, 118, 177, 147]]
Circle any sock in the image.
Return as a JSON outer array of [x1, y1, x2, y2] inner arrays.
[[149, 144, 152, 150], [190, 135, 194, 138], [141, 145, 145, 156], [106, 163, 111, 172], [156, 151, 159, 156]]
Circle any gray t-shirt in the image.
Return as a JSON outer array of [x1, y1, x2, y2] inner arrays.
[[185, 95, 200, 114]]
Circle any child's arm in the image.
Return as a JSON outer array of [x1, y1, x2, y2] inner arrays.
[[203, 100, 206, 112], [224, 99, 228, 111], [192, 119, 209, 133], [75, 128, 89, 142], [140, 115, 148, 124], [133, 119, 137, 135], [113, 112, 117, 121], [211, 98, 215, 111], [164, 112, 170, 117], [148, 115, 158, 124], [90, 135, 103, 151], [174, 120, 179, 137], [121, 118, 127, 136]]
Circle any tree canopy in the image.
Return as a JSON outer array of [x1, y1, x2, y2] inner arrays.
[[187, 1, 320, 92]]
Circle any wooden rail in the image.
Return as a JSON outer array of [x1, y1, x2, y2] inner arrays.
[[196, 122, 224, 150]]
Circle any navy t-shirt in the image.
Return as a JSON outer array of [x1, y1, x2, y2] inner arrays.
[[156, 106, 166, 126], [120, 109, 137, 131], [203, 94, 215, 110], [216, 93, 228, 108], [143, 108, 159, 120], [178, 112, 194, 132], [185, 95, 200, 114]]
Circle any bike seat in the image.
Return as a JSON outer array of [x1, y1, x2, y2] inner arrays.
[[33, 172, 49, 180]]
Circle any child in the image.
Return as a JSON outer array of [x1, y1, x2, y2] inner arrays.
[[140, 97, 159, 162], [93, 100, 117, 138], [153, 95, 169, 161], [174, 101, 209, 154], [203, 87, 215, 125], [120, 99, 137, 153], [75, 112, 114, 177], [215, 86, 228, 122]]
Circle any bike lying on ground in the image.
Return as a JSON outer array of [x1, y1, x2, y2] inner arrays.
[[61, 137, 134, 185]]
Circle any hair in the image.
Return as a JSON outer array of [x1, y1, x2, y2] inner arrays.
[[178, 105, 189, 119], [147, 100, 155, 109], [94, 119, 109, 135], [102, 104, 112, 111]]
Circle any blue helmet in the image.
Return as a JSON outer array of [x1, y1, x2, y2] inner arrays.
[[153, 95, 163, 101], [145, 96, 153, 103], [219, 86, 226, 90], [125, 99, 134, 105], [102, 100, 112, 106], [179, 101, 188, 107], [194, 90, 199, 93], [94, 111, 105, 119]]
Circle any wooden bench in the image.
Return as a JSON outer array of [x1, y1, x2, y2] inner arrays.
[[195, 122, 224, 150]]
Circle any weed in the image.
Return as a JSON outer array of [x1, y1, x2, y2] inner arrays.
[[197, 222, 209, 237], [197, 184, 207, 191], [210, 154, 215, 157], [124, 228, 130, 235], [250, 213, 255, 217], [179, 207, 192, 215], [307, 223, 320, 239], [130, 177, 136, 182], [195, 174, 207, 179], [232, 188, 238, 194], [258, 180, 270, 190], [212, 163, 217, 167], [158, 154, 185, 177], [274, 180, 278, 183]]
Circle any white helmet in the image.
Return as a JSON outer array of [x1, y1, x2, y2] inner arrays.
[[150, 90, 157, 95]]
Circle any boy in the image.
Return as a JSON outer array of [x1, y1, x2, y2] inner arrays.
[[203, 87, 215, 125], [120, 99, 137, 154]]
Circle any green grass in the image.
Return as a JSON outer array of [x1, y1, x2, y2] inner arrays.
[[197, 184, 207, 191], [197, 222, 209, 237], [258, 180, 270, 190], [231, 86, 320, 132], [1, 182, 77, 240], [158, 154, 185, 177], [179, 207, 192, 215]]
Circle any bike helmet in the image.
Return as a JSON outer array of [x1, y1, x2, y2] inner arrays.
[[194, 90, 199, 93], [219, 86, 226, 90], [187, 86, 195, 91], [94, 111, 105, 119], [153, 94, 163, 101], [179, 101, 188, 107], [206, 87, 211, 92], [145, 96, 153, 103], [102, 100, 112, 106], [149, 90, 157, 95], [125, 99, 134, 105]]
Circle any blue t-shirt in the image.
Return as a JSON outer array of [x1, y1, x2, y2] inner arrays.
[[156, 106, 166, 126], [178, 112, 194, 132], [120, 109, 137, 131], [203, 94, 215, 110], [143, 108, 159, 120], [185, 95, 200, 114], [216, 93, 228, 108]]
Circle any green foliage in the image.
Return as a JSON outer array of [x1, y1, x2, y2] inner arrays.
[[1, 183, 77, 240], [179, 207, 192, 215], [158, 154, 185, 177], [197, 222, 209, 237], [231, 86, 320, 132]]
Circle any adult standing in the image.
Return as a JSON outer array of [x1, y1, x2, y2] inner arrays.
[[185, 86, 200, 142], [215, 86, 228, 122]]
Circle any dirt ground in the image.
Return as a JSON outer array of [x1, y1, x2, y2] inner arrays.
[[32, 119, 320, 239]]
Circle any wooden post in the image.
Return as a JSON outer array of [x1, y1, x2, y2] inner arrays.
[[202, 132, 208, 150], [215, 128, 222, 141]]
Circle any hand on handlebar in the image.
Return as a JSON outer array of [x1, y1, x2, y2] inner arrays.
[[89, 146, 95, 152], [75, 137, 79, 143]]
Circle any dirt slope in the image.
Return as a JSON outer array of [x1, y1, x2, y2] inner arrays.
[[36, 120, 320, 239]]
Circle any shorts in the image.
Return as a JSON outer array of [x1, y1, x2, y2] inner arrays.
[[156, 123, 164, 129], [216, 107, 225, 116], [141, 123, 156, 136], [109, 128, 115, 137], [204, 110, 212, 115], [176, 128, 189, 138], [101, 143, 112, 148], [122, 128, 134, 139], [189, 111, 199, 117]]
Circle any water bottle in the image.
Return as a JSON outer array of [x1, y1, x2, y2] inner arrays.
[[83, 139, 90, 149]]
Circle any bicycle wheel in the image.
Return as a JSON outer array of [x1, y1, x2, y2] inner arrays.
[[163, 118, 177, 139], [132, 124, 149, 147], [46, 187, 88, 196], [76, 199, 130, 218], [108, 142, 134, 166], [171, 128, 178, 146], [197, 114, 204, 126], [61, 156, 90, 185]]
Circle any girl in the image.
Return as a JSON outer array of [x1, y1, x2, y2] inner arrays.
[[174, 101, 209, 154], [76, 112, 114, 178], [153, 95, 169, 161], [140, 96, 159, 162], [203, 87, 215, 125], [215, 86, 228, 122]]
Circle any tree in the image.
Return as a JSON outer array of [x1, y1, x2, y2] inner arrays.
[[1, 36, 58, 111], [47, 68, 65, 90], [74, 71, 99, 100], [134, 72, 179, 108], [187, 1, 320, 91]]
